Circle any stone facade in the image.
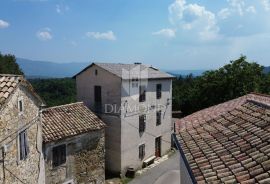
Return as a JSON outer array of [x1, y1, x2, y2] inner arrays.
[[44, 130, 105, 184], [0, 85, 44, 184]]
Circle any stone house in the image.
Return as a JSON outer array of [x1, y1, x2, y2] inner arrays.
[[42, 102, 106, 184], [74, 63, 175, 175], [173, 93, 270, 183], [0, 74, 45, 184]]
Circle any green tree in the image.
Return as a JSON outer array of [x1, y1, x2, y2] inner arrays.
[[173, 56, 267, 115], [0, 53, 24, 75], [29, 78, 76, 107]]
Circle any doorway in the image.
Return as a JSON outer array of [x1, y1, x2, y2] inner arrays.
[[155, 136, 161, 157], [94, 86, 102, 112]]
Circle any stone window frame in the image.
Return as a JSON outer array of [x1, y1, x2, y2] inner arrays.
[[18, 96, 24, 115], [52, 144, 67, 168]]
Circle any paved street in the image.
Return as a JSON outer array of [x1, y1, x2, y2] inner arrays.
[[129, 152, 180, 184]]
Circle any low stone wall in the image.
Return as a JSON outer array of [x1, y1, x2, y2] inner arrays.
[[44, 130, 105, 184]]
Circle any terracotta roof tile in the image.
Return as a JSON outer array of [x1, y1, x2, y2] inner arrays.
[[0, 74, 22, 109], [175, 93, 270, 183], [42, 102, 106, 143]]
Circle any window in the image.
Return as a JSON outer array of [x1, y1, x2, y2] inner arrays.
[[156, 110, 162, 126], [19, 130, 29, 160], [131, 78, 139, 88], [139, 115, 146, 133], [156, 84, 162, 99], [18, 99, 23, 112], [139, 85, 146, 102], [139, 144, 145, 160], [95, 69, 98, 76], [52, 144, 66, 168]]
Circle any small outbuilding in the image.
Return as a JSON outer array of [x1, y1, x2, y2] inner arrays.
[[42, 102, 106, 184]]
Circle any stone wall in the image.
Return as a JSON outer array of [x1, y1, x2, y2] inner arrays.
[[44, 130, 105, 184], [0, 85, 44, 183]]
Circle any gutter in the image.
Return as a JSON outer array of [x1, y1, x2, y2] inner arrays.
[[172, 133, 197, 184]]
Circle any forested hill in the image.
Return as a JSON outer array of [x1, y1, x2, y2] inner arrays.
[[264, 66, 270, 74], [17, 58, 88, 78]]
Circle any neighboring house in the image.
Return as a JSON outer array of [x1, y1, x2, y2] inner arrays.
[[0, 74, 45, 184], [173, 93, 270, 183], [42, 102, 106, 184], [74, 63, 175, 175]]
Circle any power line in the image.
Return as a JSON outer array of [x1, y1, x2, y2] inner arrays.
[[4, 166, 27, 184]]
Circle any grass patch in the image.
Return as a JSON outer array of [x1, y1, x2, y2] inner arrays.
[[121, 177, 133, 184]]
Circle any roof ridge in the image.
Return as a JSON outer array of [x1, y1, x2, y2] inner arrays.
[[43, 102, 83, 111], [250, 92, 270, 98]]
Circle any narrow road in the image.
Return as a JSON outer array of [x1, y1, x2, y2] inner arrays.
[[129, 152, 180, 184]]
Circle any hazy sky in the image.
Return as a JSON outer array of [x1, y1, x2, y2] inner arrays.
[[0, 0, 270, 70]]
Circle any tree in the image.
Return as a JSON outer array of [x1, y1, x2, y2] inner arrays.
[[29, 78, 76, 107], [173, 56, 267, 116], [0, 53, 24, 75]]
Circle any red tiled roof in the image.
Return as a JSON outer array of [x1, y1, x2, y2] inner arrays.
[[175, 93, 270, 131], [42, 102, 106, 143], [0, 75, 22, 109], [175, 93, 270, 183], [0, 74, 44, 110]]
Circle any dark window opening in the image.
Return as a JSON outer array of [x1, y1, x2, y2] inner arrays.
[[94, 86, 102, 113], [52, 144, 66, 168], [156, 84, 162, 99], [131, 78, 139, 88], [19, 130, 29, 160], [139, 115, 146, 133], [139, 144, 145, 160], [19, 100, 23, 112], [156, 110, 162, 126], [95, 69, 98, 76], [139, 85, 146, 102]]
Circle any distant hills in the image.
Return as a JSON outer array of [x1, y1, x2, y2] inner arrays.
[[264, 66, 270, 74], [17, 58, 89, 78], [16, 58, 270, 78], [167, 70, 206, 77]]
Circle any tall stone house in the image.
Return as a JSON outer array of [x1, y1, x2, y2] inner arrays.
[[0, 74, 45, 184], [42, 102, 106, 184], [74, 63, 175, 175]]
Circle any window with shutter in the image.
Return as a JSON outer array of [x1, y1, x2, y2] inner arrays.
[[156, 110, 162, 126], [139, 115, 146, 133], [19, 130, 29, 160], [139, 85, 146, 102], [139, 144, 145, 160], [52, 144, 66, 168], [156, 84, 162, 99]]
